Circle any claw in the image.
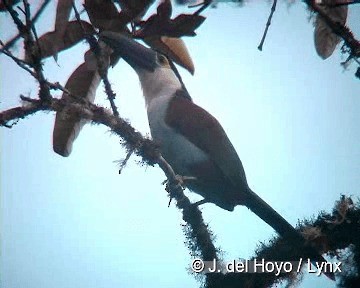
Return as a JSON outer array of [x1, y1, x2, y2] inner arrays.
[[163, 175, 197, 207], [162, 175, 197, 188]]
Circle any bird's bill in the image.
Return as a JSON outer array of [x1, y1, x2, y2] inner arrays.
[[100, 31, 157, 72]]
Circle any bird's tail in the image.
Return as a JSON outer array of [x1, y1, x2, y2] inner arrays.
[[244, 188, 335, 281]]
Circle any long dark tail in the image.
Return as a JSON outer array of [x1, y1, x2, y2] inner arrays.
[[244, 188, 335, 281]]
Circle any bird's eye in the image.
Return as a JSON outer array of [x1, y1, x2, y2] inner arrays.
[[158, 54, 168, 65]]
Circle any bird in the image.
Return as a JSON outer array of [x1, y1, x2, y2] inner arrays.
[[100, 31, 334, 280]]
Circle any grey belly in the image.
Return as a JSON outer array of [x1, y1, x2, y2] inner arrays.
[[150, 122, 208, 176]]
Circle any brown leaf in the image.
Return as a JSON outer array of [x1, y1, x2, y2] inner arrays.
[[84, 0, 124, 31], [25, 20, 95, 61], [63, 20, 94, 47], [84, 49, 97, 71], [118, 0, 155, 21], [144, 36, 194, 74], [53, 63, 101, 157], [314, 1, 348, 59], [169, 14, 205, 37], [53, 39, 114, 156], [63, 63, 101, 102], [134, 0, 171, 37], [55, 0, 73, 37], [135, 0, 205, 38], [157, 0, 172, 19]]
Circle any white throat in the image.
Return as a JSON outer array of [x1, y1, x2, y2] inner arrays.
[[137, 67, 182, 107]]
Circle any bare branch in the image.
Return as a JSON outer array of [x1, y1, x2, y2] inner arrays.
[[0, 96, 47, 127], [258, 0, 277, 51]]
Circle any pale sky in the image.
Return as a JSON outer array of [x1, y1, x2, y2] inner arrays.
[[1, 1, 359, 288]]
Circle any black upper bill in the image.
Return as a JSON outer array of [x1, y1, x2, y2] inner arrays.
[[100, 31, 158, 72]]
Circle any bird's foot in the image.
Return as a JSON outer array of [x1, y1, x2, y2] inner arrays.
[[162, 175, 197, 188], [162, 175, 196, 207]]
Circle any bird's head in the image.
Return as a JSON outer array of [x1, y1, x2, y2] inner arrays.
[[100, 32, 182, 105]]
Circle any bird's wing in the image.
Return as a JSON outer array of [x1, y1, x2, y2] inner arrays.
[[165, 91, 249, 190]]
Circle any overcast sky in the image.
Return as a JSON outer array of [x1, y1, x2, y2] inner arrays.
[[1, 1, 359, 288]]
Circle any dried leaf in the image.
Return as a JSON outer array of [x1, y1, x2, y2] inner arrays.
[[53, 40, 113, 157], [62, 20, 94, 47], [25, 20, 95, 61], [144, 36, 194, 74], [135, 0, 205, 38], [85, 0, 123, 31], [118, 0, 155, 21], [84, 49, 98, 71], [314, 1, 348, 59], [53, 63, 101, 157], [55, 0, 72, 36], [169, 14, 205, 37], [157, 0, 172, 19]]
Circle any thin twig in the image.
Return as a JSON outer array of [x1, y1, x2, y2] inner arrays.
[[22, 0, 41, 56], [0, 41, 36, 77], [3, 0, 27, 33], [102, 77, 119, 117], [1, 0, 51, 51], [23, 0, 31, 27], [5, 1, 51, 100], [70, 7, 86, 21], [193, 0, 212, 16], [258, 0, 277, 51], [72, 2, 98, 50], [23, 0, 41, 48]]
